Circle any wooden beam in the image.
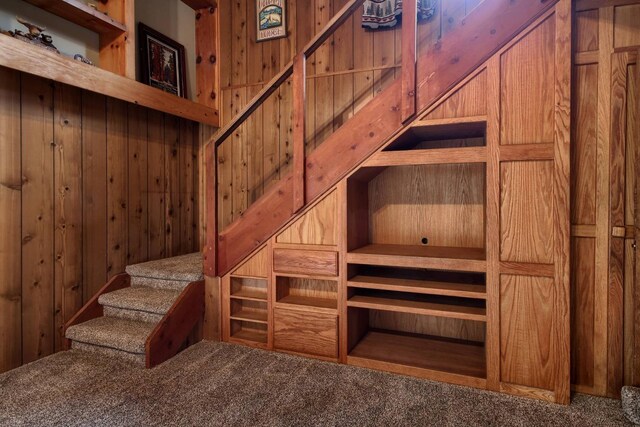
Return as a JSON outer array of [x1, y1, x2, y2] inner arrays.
[[0, 34, 219, 125], [195, 4, 219, 110], [204, 142, 217, 276], [292, 53, 306, 212], [576, 0, 640, 12], [401, 0, 417, 122], [182, 0, 217, 10]]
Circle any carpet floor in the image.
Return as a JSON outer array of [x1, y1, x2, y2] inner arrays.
[[0, 341, 631, 426]]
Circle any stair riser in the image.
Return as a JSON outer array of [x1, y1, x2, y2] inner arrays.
[[103, 306, 164, 323], [71, 341, 146, 367], [130, 276, 191, 291]]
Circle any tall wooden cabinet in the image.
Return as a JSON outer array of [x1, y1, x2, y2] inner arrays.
[[219, 4, 571, 404]]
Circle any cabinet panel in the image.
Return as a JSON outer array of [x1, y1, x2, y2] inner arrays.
[[500, 161, 554, 264], [500, 274, 554, 390], [274, 307, 338, 358], [273, 249, 338, 277]]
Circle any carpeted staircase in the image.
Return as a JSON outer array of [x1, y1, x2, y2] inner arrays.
[[65, 253, 204, 366]]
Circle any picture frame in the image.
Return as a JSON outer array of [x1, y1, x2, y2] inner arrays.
[[256, 0, 287, 42], [138, 23, 187, 98]]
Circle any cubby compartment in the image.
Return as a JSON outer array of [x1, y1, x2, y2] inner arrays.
[[347, 265, 486, 299], [230, 319, 268, 344], [230, 276, 268, 301], [230, 299, 268, 324], [274, 307, 338, 358], [347, 308, 486, 380], [382, 117, 486, 151], [275, 276, 338, 312], [347, 163, 487, 272]]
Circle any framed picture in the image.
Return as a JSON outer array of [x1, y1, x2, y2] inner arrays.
[[138, 23, 187, 98], [256, 0, 287, 42]]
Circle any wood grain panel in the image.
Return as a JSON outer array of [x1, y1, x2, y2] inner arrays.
[[369, 164, 485, 249], [0, 67, 22, 372], [276, 190, 338, 246], [614, 4, 640, 48], [575, 9, 599, 53], [425, 70, 487, 120], [500, 161, 554, 264], [500, 16, 555, 145], [233, 246, 269, 278], [572, 64, 598, 225], [571, 237, 596, 388], [273, 249, 338, 277], [500, 274, 555, 390], [127, 105, 149, 265], [21, 74, 55, 363], [165, 116, 181, 257], [274, 307, 338, 358], [53, 84, 83, 351], [147, 110, 166, 261]]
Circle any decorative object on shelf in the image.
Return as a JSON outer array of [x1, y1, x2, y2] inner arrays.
[[4, 17, 59, 53], [138, 23, 187, 98], [256, 0, 287, 42], [73, 54, 94, 66], [362, 0, 435, 30]]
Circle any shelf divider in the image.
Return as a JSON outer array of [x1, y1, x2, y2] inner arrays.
[[348, 275, 486, 299]]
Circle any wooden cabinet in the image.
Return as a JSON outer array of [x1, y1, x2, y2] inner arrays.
[[274, 307, 338, 359], [273, 248, 338, 277]]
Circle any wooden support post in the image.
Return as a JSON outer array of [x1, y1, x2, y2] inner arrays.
[[204, 142, 217, 276], [195, 4, 219, 110], [98, 0, 135, 79], [401, 0, 417, 122], [293, 53, 306, 212]]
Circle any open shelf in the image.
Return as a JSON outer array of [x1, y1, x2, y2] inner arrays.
[[0, 34, 219, 125], [230, 320, 267, 344], [230, 276, 267, 301], [347, 291, 486, 322], [349, 329, 486, 380], [348, 275, 486, 299], [347, 244, 486, 272], [230, 299, 268, 324], [383, 116, 487, 152], [23, 0, 127, 35], [275, 276, 338, 313]]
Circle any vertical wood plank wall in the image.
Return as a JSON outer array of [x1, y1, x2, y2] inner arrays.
[[0, 69, 202, 373], [572, 2, 640, 397], [215, 0, 484, 230]]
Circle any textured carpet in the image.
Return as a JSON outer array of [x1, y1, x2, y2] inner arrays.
[[126, 252, 204, 283], [0, 341, 631, 427]]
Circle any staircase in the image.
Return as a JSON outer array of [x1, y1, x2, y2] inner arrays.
[[65, 253, 205, 367], [205, 0, 561, 277]]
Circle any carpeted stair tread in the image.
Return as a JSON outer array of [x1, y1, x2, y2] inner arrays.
[[125, 253, 203, 282], [98, 286, 181, 316], [131, 276, 193, 291], [65, 317, 156, 355]]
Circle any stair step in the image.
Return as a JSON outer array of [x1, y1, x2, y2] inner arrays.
[[126, 252, 204, 283], [130, 276, 192, 291], [99, 286, 180, 316], [65, 317, 156, 355], [72, 341, 146, 367], [103, 306, 164, 323]]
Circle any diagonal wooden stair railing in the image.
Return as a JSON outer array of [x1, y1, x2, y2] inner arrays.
[[205, 0, 559, 277]]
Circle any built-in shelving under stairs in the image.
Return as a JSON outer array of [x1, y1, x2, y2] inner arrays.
[[65, 253, 205, 368]]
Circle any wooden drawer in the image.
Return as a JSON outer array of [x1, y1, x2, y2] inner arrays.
[[274, 307, 338, 358], [273, 248, 338, 276]]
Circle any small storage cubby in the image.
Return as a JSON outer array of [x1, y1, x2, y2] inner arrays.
[[347, 162, 487, 272], [230, 299, 268, 324], [230, 276, 268, 301], [230, 319, 268, 344], [275, 276, 338, 312], [382, 118, 486, 151], [347, 307, 486, 380]]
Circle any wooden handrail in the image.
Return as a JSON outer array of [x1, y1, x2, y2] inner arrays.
[[209, 0, 366, 149]]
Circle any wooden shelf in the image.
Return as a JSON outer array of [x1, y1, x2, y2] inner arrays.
[[230, 328, 267, 344], [23, 0, 127, 35], [348, 275, 486, 299], [347, 294, 486, 322], [230, 289, 267, 301], [364, 147, 487, 167], [347, 244, 486, 272], [230, 309, 268, 324], [348, 330, 486, 380], [275, 295, 337, 312], [0, 34, 219, 125], [383, 116, 487, 151]]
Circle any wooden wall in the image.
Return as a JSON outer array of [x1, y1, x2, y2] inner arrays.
[[571, 1, 639, 396], [215, 0, 484, 230], [0, 67, 202, 373]]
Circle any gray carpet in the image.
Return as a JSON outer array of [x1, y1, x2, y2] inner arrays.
[[0, 341, 631, 427]]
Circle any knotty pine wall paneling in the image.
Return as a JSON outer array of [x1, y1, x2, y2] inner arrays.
[[0, 69, 202, 373]]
